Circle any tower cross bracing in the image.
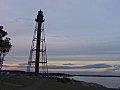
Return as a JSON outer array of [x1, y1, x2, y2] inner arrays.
[[27, 10, 48, 75]]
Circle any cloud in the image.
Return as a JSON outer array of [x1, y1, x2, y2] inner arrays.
[[47, 64, 112, 69], [3, 63, 112, 70], [4, 63, 120, 74], [18, 63, 28, 66], [62, 63, 75, 65], [3, 65, 26, 69], [80, 64, 112, 69], [107, 65, 120, 72]]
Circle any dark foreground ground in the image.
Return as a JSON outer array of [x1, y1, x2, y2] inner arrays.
[[0, 72, 118, 90]]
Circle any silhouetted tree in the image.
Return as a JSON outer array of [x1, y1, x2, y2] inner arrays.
[[0, 26, 12, 70]]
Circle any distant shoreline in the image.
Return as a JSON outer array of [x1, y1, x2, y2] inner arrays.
[[70, 74, 120, 77], [1, 69, 120, 77]]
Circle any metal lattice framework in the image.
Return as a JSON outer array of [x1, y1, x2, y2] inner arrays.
[[27, 17, 48, 74]]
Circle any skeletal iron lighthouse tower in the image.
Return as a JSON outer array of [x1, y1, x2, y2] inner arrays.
[[27, 10, 48, 75]]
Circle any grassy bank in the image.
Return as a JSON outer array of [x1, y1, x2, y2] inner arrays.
[[44, 78, 111, 90], [0, 74, 115, 90], [0, 75, 40, 90]]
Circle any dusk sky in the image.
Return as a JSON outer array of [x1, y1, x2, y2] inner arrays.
[[0, 0, 120, 57]]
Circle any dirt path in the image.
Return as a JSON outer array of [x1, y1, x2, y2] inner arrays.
[[17, 78, 46, 90]]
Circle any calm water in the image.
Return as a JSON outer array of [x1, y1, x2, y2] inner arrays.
[[71, 76, 120, 89]]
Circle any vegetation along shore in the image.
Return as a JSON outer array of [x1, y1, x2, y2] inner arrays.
[[0, 70, 118, 90]]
